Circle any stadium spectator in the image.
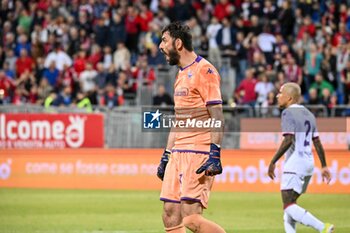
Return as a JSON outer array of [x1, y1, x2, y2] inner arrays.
[[206, 17, 222, 69], [0, 0, 350, 110], [79, 62, 97, 93], [132, 56, 155, 89], [88, 44, 103, 70], [3, 61, 15, 79], [108, 12, 127, 50], [15, 48, 34, 77], [151, 9, 170, 31], [234, 68, 257, 106], [44, 42, 72, 71], [283, 55, 303, 85], [278, 0, 294, 39], [186, 17, 202, 51], [95, 62, 108, 90], [15, 34, 31, 57], [125, 5, 141, 54], [38, 77, 53, 105], [113, 42, 131, 71], [67, 27, 80, 56], [102, 45, 113, 70], [257, 25, 276, 65], [73, 50, 87, 75], [341, 60, 350, 104], [297, 15, 316, 40], [255, 72, 274, 109], [147, 43, 167, 68], [0, 70, 15, 103], [310, 73, 334, 99], [75, 91, 92, 112], [152, 84, 173, 106], [105, 64, 118, 87], [216, 17, 236, 54], [94, 15, 110, 49], [304, 42, 323, 89], [43, 61, 60, 87], [233, 31, 249, 86], [55, 86, 73, 107], [104, 83, 123, 108], [308, 88, 320, 105], [213, 0, 234, 22]]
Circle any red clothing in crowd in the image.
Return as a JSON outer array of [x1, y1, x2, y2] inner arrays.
[[139, 10, 153, 32], [297, 24, 316, 40], [213, 1, 234, 21], [0, 75, 15, 98], [125, 15, 141, 34], [235, 78, 257, 104], [73, 57, 87, 75], [131, 67, 156, 92], [15, 56, 34, 76], [88, 52, 103, 70]]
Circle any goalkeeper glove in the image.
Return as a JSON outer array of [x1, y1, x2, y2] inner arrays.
[[157, 149, 171, 181], [196, 143, 222, 176]]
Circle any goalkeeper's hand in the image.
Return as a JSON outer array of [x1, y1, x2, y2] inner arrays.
[[196, 143, 222, 176], [157, 149, 171, 181]]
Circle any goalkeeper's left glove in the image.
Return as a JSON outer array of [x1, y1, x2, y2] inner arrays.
[[196, 143, 222, 176], [157, 149, 171, 181]]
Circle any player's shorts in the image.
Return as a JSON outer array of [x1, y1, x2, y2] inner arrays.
[[280, 172, 312, 194], [160, 150, 214, 209]]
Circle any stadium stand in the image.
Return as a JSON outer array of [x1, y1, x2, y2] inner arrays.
[[0, 0, 350, 117]]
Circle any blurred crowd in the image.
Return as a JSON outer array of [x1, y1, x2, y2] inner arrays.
[[1, 0, 350, 114]]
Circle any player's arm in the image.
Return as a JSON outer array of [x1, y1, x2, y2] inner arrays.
[[208, 104, 224, 145], [196, 104, 224, 176], [157, 127, 175, 181], [268, 134, 294, 180], [312, 136, 332, 184]]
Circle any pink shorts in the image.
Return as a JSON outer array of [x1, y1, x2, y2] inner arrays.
[[160, 150, 214, 208]]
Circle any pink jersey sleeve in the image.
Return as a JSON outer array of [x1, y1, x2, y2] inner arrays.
[[196, 64, 222, 106]]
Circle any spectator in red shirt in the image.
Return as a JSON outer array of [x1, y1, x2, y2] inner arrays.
[[132, 56, 155, 92], [88, 44, 103, 70], [73, 50, 87, 75], [138, 3, 153, 33], [332, 22, 350, 47], [0, 70, 16, 103], [15, 48, 34, 77], [297, 16, 316, 40], [234, 68, 257, 105], [213, 0, 234, 21], [125, 6, 141, 54]]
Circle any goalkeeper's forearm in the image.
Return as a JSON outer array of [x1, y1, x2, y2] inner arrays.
[[208, 104, 224, 146]]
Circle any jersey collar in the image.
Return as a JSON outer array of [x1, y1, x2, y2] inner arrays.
[[179, 56, 202, 71]]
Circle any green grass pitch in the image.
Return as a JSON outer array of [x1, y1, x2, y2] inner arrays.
[[0, 189, 349, 233]]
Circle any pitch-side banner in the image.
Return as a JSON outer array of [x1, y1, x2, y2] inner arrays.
[[240, 118, 350, 150], [0, 113, 104, 148], [0, 149, 348, 193]]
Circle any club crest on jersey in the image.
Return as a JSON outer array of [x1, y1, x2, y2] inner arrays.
[[187, 71, 193, 79]]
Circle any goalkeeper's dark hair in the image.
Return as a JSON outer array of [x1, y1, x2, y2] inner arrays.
[[161, 22, 193, 52]]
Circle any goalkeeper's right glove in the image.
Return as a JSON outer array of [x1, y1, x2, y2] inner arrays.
[[157, 149, 171, 181]]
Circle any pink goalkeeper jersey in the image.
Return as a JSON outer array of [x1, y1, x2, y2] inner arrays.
[[172, 56, 222, 153]]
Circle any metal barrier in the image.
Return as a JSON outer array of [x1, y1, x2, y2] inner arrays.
[[0, 104, 338, 148]]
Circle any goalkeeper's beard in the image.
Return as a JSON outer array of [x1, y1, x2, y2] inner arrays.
[[167, 48, 180, 66]]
